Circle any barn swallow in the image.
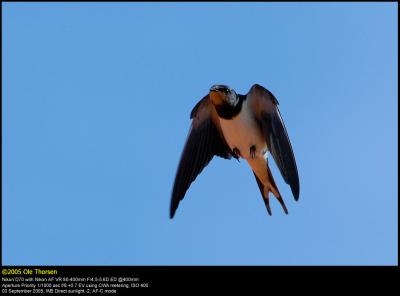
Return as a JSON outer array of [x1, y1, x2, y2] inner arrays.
[[170, 84, 299, 218]]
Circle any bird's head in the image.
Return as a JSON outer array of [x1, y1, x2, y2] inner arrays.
[[209, 84, 238, 107]]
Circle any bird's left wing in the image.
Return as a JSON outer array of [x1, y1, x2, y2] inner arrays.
[[170, 95, 233, 218], [247, 84, 300, 200]]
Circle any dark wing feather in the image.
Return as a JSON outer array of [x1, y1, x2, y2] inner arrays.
[[170, 95, 232, 218], [247, 84, 300, 200]]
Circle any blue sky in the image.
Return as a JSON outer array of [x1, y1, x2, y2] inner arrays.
[[2, 2, 398, 265]]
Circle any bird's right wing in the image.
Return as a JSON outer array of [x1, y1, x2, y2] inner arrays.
[[170, 95, 233, 218]]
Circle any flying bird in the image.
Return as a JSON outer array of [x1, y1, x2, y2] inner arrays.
[[170, 84, 299, 218]]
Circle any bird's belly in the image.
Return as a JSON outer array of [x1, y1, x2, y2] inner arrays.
[[219, 114, 267, 160]]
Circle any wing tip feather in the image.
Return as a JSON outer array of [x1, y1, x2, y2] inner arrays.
[[169, 210, 175, 219], [169, 200, 178, 219], [291, 182, 300, 201]]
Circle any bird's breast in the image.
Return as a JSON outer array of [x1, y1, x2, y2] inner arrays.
[[219, 101, 267, 159]]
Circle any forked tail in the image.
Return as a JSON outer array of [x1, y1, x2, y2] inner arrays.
[[252, 161, 288, 215]]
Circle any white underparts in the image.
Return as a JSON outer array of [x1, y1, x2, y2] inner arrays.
[[219, 100, 267, 160]]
